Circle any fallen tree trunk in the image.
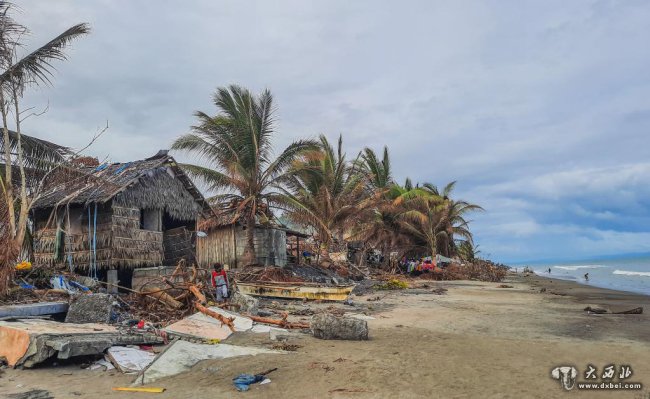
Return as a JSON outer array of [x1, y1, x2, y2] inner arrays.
[[141, 288, 183, 310], [194, 302, 235, 332], [246, 314, 310, 329]]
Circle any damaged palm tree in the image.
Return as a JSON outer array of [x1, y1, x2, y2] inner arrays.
[[172, 85, 318, 266], [0, 2, 89, 295]]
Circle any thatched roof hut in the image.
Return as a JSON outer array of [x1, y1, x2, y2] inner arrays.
[[31, 150, 212, 274]]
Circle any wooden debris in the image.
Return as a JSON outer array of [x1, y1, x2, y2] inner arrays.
[[247, 313, 310, 329], [613, 307, 643, 314], [141, 288, 184, 310], [194, 302, 236, 332], [189, 285, 206, 304]]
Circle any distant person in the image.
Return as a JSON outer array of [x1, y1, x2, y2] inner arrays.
[[211, 263, 229, 302], [584, 272, 589, 281], [548, 267, 552, 274]]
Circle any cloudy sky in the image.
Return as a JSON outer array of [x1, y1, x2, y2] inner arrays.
[[16, 0, 650, 263]]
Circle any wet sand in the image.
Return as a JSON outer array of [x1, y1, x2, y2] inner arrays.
[[2, 273, 650, 398]]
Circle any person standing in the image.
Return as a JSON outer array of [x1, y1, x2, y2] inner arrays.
[[211, 263, 229, 302]]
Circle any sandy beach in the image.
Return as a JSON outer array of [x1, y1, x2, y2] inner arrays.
[[2, 273, 649, 398]]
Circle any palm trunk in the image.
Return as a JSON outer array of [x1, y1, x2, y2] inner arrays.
[[242, 213, 256, 266]]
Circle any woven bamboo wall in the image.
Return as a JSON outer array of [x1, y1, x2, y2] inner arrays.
[[111, 205, 163, 268], [33, 205, 114, 269]]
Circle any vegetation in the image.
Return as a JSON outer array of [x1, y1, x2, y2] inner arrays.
[[171, 85, 318, 265], [176, 85, 484, 267], [0, 2, 89, 294]]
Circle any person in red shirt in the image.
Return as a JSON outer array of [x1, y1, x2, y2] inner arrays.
[[211, 263, 229, 302]]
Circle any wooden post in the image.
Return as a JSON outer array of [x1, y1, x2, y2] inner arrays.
[[296, 237, 300, 265], [107, 269, 118, 294]]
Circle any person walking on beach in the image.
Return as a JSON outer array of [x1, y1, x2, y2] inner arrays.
[[211, 263, 229, 302], [584, 272, 589, 281], [548, 267, 552, 274]]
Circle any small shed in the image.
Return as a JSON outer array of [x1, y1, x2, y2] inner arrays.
[[196, 213, 309, 268], [31, 151, 211, 277]]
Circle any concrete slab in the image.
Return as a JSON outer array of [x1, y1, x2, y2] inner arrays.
[[163, 307, 253, 341], [136, 340, 280, 384], [107, 346, 156, 373], [65, 294, 114, 324], [0, 319, 163, 367], [0, 302, 68, 318]]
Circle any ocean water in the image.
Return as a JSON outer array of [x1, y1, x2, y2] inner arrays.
[[518, 256, 650, 296]]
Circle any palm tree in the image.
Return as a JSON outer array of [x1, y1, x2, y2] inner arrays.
[[281, 134, 366, 258], [172, 85, 317, 265], [0, 2, 89, 295], [420, 181, 484, 257], [397, 195, 445, 257]]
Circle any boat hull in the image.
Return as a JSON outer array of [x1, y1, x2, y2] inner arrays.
[[236, 282, 354, 302]]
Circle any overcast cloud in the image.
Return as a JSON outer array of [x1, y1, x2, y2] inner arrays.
[[15, 0, 650, 263]]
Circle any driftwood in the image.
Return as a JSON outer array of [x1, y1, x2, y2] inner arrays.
[[246, 313, 310, 329], [613, 307, 643, 314], [141, 288, 183, 310], [194, 302, 236, 332], [584, 306, 643, 315], [189, 285, 206, 304]]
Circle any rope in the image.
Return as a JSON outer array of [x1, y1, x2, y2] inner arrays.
[[92, 203, 98, 280]]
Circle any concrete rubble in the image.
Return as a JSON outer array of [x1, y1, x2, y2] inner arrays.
[[64, 293, 114, 324], [106, 346, 156, 373], [0, 319, 163, 367], [311, 313, 369, 340]]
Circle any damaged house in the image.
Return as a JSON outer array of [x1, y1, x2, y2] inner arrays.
[[196, 212, 309, 268], [30, 151, 211, 284]]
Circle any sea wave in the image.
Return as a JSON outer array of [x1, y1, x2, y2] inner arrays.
[[553, 265, 607, 271], [613, 270, 650, 277]]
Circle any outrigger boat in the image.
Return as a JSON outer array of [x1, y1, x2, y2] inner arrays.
[[235, 280, 355, 302]]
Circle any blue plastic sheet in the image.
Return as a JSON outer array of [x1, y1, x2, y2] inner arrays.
[[232, 374, 265, 392]]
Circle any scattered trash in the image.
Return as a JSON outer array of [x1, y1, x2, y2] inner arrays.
[[6, 389, 53, 399], [88, 358, 115, 371], [497, 284, 513, 288], [272, 343, 302, 351], [375, 279, 408, 290], [232, 368, 277, 392], [15, 261, 32, 271]]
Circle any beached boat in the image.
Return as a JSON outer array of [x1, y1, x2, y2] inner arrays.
[[235, 281, 355, 302]]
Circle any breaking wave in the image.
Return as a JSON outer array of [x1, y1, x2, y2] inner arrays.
[[613, 270, 650, 277], [553, 265, 607, 271]]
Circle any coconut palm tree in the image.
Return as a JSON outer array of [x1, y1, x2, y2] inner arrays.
[[420, 181, 484, 257], [280, 134, 366, 257], [172, 85, 317, 265]]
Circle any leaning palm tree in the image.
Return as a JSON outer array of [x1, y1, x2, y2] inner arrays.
[[172, 85, 317, 265], [281, 134, 366, 258], [421, 181, 484, 257], [0, 2, 89, 295]]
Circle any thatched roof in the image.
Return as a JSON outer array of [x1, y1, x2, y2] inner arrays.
[[32, 150, 212, 220]]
